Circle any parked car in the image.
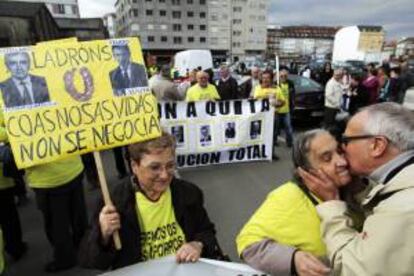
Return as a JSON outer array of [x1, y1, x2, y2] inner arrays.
[[289, 74, 324, 121]]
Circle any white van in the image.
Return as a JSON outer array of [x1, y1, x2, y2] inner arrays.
[[174, 49, 213, 77]]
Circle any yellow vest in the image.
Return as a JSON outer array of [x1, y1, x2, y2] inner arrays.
[[236, 181, 326, 257], [277, 83, 290, 114], [0, 227, 4, 274], [26, 156, 84, 189], [135, 187, 186, 261], [185, 84, 220, 102], [0, 164, 15, 190]]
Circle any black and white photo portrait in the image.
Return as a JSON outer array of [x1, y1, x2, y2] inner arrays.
[[1, 51, 50, 108], [250, 120, 262, 140], [224, 122, 236, 142], [199, 125, 212, 146], [171, 125, 184, 144]]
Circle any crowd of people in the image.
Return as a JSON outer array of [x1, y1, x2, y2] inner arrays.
[[0, 54, 413, 276]]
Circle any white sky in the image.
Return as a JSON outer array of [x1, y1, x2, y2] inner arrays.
[[78, 0, 116, 18]]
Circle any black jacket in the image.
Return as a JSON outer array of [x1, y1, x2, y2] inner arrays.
[[217, 77, 239, 100], [79, 177, 220, 270]]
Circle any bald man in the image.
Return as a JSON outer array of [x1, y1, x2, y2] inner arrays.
[[185, 71, 220, 102]]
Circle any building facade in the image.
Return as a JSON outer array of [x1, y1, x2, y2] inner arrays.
[[115, 0, 267, 62], [332, 25, 385, 63], [103, 13, 117, 38], [5, 0, 80, 18], [267, 25, 338, 63], [396, 37, 414, 57]]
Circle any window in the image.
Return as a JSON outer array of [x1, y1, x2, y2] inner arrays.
[[146, 10, 153, 16], [233, 19, 241, 24], [200, 12, 206, 18], [200, 25, 206, 31], [161, 36, 168, 42], [146, 0, 152, 2], [159, 10, 166, 16], [52, 4, 65, 14], [133, 9, 138, 17], [187, 24, 194, 30], [133, 0, 138, 3], [187, 0, 193, 3], [159, 0, 165, 2], [188, 37, 194, 42], [71, 5, 78, 15], [200, 0, 206, 4], [147, 24, 154, 29], [160, 24, 167, 30], [172, 11, 181, 18], [200, 37, 206, 43], [173, 37, 182, 44], [187, 11, 194, 17], [148, 36, 155, 42], [172, 0, 180, 5], [173, 24, 182, 31]]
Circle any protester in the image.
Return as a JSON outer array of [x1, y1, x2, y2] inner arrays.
[[0, 161, 27, 262], [240, 66, 261, 99], [177, 69, 198, 99], [347, 74, 369, 115], [362, 67, 379, 104], [152, 65, 182, 101], [324, 68, 343, 129], [185, 71, 220, 101], [253, 70, 285, 160], [274, 69, 294, 147], [148, 65, 161, 90], [237, 129, 364, 276], [387, 67, 404, 103], [395, 63, 410, 104], [299, 102, 414, 275], [216, 65, 238, 100], [319, 62, 334, 86], [79, 132, 224, 270], [0, 227, 5, 276]]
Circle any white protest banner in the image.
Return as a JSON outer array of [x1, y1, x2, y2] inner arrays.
[[100, 256, 268, 276], [159, 99, 274, 168]]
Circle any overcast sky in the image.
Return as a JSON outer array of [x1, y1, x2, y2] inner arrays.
[[78, 0, 413, 40]]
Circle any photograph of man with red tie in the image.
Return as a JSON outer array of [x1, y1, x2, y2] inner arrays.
[[0, 51, 50, 108], [109, 44, 148, 97]]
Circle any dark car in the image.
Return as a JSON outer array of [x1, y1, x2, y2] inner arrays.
[[289, 74, 324, 121]]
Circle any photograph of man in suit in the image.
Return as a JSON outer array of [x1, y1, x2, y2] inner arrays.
[[109, 44, 148, 96], [200, 125, 212, 147], [1, 51, 50, 108], [224, 122, 236, 142], [250, 120, 262, 140]]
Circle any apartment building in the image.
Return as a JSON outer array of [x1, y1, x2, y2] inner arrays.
[[5, 0, 80, 18]]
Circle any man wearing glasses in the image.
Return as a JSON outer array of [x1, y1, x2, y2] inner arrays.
[[300, 102, 414, 275]]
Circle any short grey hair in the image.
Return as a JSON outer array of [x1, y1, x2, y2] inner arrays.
[[358, 102, 414, 151], [292, 128, 330, 170]]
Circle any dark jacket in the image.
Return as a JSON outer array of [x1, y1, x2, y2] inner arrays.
[[109, 63, 148, 96], [1, 75, 50, 108], [79, 177, 220, 270], [216, 77, 238, 100], [348, 84, 369, 115]]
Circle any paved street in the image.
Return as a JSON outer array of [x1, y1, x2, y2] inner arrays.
[[9, 143, 294, 276]]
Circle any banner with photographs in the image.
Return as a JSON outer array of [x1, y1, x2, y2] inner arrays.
[[159, 99, 274, 168], [0, 37, 161, 169]]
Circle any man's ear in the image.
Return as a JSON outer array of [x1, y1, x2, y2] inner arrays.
[[371, 136, 388, 158], [130, 160, 139, 173]]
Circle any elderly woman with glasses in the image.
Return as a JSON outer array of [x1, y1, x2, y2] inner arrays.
[[80, 132, 222, 270], [236, 129, 365, 276]]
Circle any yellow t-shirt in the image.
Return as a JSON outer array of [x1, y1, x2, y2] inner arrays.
[[236, 181, 326, 257], [0, 227, 4, 274], [135, 187, 186, 261], [185, 84, 220, 102], [253, 85, 286, 113], [26, 156, 84, 189], [277, 83, 290, 114]]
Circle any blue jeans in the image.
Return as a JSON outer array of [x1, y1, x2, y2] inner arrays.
[[274, 112, 293, 146]]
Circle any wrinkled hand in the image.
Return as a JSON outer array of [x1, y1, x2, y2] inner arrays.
[[176, 241, 203, 263], [294, 251, 331, 276], [99, 204, 121, 244], [298, 167, 339, 201]]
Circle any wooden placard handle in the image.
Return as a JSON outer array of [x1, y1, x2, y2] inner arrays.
[[93, 151, 122, 250]]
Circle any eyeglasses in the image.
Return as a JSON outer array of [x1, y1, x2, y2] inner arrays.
[[145, 162, 176, 175], [339, 134, 375, 146]]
